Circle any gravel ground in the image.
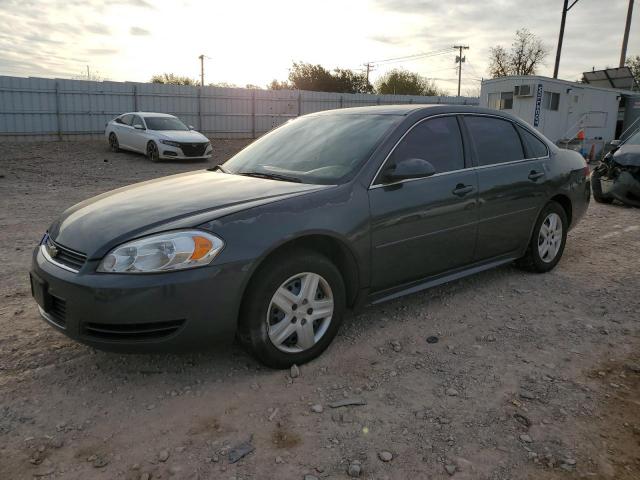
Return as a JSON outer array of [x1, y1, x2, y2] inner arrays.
[[0, 140, 639, 480]]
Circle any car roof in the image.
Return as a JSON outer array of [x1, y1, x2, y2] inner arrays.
[[120, 112, 177, 118], [312, 104, 494, 116]]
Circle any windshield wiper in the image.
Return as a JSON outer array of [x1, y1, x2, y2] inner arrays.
[[238, 171, 302, 183], [208, 164, 229, 173]]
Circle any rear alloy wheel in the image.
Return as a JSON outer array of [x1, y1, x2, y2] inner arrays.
[[108, 133, 120, 152], [516, 201, 568, 273], [147, 141, 160, 162], [238, 250, 345, 368]]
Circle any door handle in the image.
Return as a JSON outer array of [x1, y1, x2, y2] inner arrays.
[[452, 184, 474, 197], [528, 170, 545, 181]]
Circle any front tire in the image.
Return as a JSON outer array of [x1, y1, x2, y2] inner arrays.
[[516, 201, 568, 273], [238, 249, 346, 369], [147, 141, 160, 162]]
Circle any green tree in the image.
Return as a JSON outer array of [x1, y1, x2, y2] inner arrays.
[[267, 79, 292, 90], [375, 69, 445, 96], [150, 73, 199, 86], [625, 55, 640, 89], [488, 28, 548, 78], [273, 62, 372, 93]]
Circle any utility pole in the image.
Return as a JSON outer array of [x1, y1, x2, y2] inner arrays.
[[198, 54, 205, 87], [553, 0, 581, 78], [364, 62, 373, 85], [453, 45, 469, 97], [619, 0, 635, 67]]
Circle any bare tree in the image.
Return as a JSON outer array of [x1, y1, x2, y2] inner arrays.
[[488, 29, 548, 78]]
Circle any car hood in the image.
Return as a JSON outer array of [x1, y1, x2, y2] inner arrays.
[[153, 130, 208, 142], [49, 171, 329, 258], [613, 144, 640, 167]]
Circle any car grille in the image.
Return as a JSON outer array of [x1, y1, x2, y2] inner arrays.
[[82, 319, 186, 341], [47, 296, 67, 328], [178, 142, 208, 157], [46, 236, 87, 271]]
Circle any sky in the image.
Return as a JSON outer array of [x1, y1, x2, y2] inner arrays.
[[0, 0, 638, 96]]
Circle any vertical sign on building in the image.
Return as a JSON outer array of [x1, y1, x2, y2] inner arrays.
[[533, 84, 543, 127]]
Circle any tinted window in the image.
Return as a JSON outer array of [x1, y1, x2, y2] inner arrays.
[[119, 114, 133, 125], [464, 116, 524, 166], [224, 114, 401, 185], [131, 115, 144, 128], [517, 125, 548, 158], [145, 117, 189, 131], [387, 116, 464, 175]]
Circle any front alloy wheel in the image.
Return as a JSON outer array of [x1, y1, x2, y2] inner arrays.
[[147, 142, 160, 162], [239, 249, 345, 368], [267, 272, 334, 353]]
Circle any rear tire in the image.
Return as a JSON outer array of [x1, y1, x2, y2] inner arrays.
[[591, 168, 614, 204], [238, 249, 345, 369], [108, 133, 120, 152], [516, 201, 568, 273], [147, 141, 160, 163]]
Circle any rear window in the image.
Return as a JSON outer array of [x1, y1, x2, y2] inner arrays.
[[464, 116, 524, 166], [517, 125, 548, 158]]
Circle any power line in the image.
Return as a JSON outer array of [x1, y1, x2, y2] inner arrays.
[[367, 48, 452, 66]]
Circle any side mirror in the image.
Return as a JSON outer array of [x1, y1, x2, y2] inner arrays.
[[610, 139, 621, 147], [384, 158, 436, 182], [188, 125, 195, 130], [133, 124, 145, 130]]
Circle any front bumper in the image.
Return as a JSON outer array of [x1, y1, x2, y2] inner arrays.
[[30, 247, 248, 352], [606, 171, 640, 207], [159, 144, 213, 161]]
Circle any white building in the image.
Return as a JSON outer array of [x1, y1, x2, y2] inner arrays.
[[479, 75, 640, 153]]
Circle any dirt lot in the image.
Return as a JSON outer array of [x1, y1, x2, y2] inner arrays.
[[1, 140, 639, 480]]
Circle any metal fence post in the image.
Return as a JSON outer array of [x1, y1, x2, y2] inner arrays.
[[339, 95, 343, 109], [198, 87, 203, 132], [55, 81, 62, 141], [251, 89, 256, 139], [133, 84, 138, 111], [297, 91, 302, 117]]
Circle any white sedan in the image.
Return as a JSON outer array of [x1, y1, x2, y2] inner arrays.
[[105, 112, 213, 162]]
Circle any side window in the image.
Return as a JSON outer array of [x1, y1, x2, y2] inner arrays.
[[387, 116, 464, 175], [131, 115, 144, 128], [464, 116, 524, 166], [516, 125, 548, 158], [119, 114, 133, 125]]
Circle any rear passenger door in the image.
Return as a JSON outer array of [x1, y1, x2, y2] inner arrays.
[[461, 115, 549, 261], [368, 115, 479, 291], [128, 115, 147, 152]]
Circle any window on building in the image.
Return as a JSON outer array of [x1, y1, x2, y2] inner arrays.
[[487, 92, 500, 109], [500, 91, 514, 110], [543, 92, 560, 111]]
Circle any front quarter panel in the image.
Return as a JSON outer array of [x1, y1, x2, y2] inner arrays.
[[198, 183, 370, 305]]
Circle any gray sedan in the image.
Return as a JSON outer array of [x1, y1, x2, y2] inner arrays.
[[31, 105, 590, 368]]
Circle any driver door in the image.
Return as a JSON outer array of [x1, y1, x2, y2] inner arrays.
[[368, 115, 479, 291]]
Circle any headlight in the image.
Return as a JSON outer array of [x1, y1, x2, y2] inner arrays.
[[160, 140, 181, 147], [97, 230, 224, 273]]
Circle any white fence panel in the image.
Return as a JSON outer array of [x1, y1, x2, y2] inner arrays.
[[0, 75, 479, 142]]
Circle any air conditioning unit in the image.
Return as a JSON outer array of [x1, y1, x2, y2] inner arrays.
[[514, 84, 533, 97]]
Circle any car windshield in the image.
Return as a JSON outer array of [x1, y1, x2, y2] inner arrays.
[[623, 129, 640, 145], [145, 117, 189, 131], [222, 114, 401, 184]]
